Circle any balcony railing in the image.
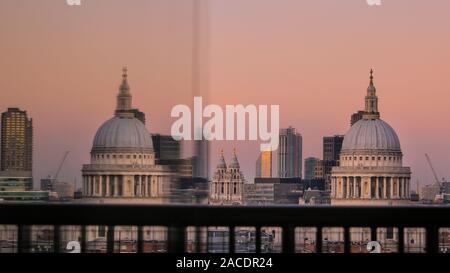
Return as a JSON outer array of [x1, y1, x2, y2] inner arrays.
[[1, 204, 450, 253]]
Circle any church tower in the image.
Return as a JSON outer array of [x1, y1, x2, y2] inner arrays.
[[209, 149, 245, 205]]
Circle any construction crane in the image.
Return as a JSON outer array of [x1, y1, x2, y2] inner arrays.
[[425, 153, 445, 193], [54, 151, 70, 181]]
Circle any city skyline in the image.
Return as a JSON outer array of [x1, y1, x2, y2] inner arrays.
[[1, 0, 450, 187]]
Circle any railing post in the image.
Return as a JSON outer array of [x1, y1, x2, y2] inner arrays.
[[398, 227, 404, 253], [426, 225, 439, 254], [195, 226, 203, 253], [107, 225, 115, 253], [282, 226, 295, 253], [53, 225, 60, 253], [17, 225, 31, 253], [229, 226, 235, 253], [137, 225, 144, 253], [80, 225, 87, 253], [344, 226, 351, 253], [168, 226, 185, 253], [371, 226, 377, 242], [316, 227, 322, 253], [255, 226, 261, 253]]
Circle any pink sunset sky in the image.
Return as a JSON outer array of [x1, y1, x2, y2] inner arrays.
[[1, 0, 450, 189]]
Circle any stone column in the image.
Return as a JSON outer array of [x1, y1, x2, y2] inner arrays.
[[337, 177, 342, 198], [139, 176, 143, 197], [383, 177, 387, 199], [148, 175, 151, 196], [345, 177, 350, 199], [90, 176, 94, 196], [95, 175, 102, 196], [89, 176, 93, 196], [142, 176, 146, 197], [334, 177, 338, 198], [99, 176, 104, 197], [406, 178, 410, 198], [86, 176, 90, 196], [403, 178, 407, 198], [131, 176, 135, 197], [144, 176, 148, 197], [396, 177, 401, 199], [356, 177, 360, 198], [375, 177, 379, 199], [331, 177, 334, 198], [105, 175, 110, 197], [352, 177, 356, 198], [91, 176, 95, 196], [83, 176, 86, 196], [114, 176, 119, 197], [389, 177, 394, 199]]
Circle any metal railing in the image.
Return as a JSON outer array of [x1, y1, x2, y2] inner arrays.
[[1, 204, 450, 253]]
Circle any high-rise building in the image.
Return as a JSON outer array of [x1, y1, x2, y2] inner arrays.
[[277, 127, 302, 178], [323, 135, 344, 162], [1, 108, 33, 173], [255, 150, 272, 178], [151, 134, 181, 161], [130, 109, 146, 124], [304, 157, 319, 180], [350, 110, 364, 126]]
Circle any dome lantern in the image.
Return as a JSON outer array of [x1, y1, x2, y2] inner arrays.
[[115, 67, 134, 118], [363, 69, 380, 120]]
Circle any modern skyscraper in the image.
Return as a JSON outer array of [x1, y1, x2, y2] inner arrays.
[[1, 108, 33, 173], [151, 134, 181, 161], [304, 157, 319, 180], [350, 110, 364, 126], [277, 127, 302, 178], [130, 109, 146, 124], [323, 135, 344, 162], [255, 150, 272, 178]]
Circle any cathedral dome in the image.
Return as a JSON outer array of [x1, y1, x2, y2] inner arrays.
[[341, 119, 401, 153], [341, 70, 401, 154], [92, 116, 153, 152]]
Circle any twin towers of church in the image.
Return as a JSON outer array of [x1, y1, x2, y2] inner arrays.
[[209, 149, 246, 205]]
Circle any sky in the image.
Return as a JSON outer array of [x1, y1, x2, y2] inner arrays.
[[0, 0, 450, 189]]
